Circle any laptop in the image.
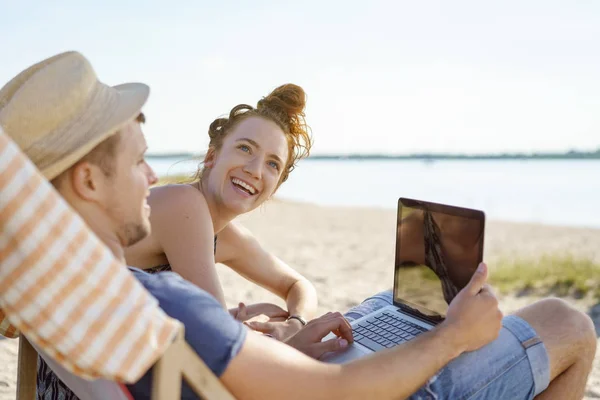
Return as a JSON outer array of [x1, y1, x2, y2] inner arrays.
[[322, 197, 485, 363]]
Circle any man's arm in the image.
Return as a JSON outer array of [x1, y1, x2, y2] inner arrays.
[[222, 263, 502, 399], [222, 320, 464, 400]]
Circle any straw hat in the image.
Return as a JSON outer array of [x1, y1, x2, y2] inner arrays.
[[0, 51, 149, 180]]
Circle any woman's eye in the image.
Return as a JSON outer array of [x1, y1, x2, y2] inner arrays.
[[268, 161, 280, 170], [238, 145, 251, 153]]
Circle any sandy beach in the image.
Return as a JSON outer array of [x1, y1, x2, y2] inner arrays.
[[2, 199, 600, 399]]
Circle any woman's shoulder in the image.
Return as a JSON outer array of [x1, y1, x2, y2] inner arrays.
[[150, 183, 208, 208], [149, 183, 211, 222]]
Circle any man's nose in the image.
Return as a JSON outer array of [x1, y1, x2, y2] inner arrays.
[[146, 162, 158, 185]]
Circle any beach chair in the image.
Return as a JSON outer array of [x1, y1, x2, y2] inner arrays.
[[16, 326, 236, 400], [1, 129, 234, 399]]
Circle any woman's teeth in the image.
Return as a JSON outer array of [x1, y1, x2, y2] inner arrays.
[[231, 178, 256, 195]]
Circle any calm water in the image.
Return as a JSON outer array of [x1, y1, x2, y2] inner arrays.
[[148, 157, 600, 228]]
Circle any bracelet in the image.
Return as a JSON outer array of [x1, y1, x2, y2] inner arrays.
[[286, 315, 307, 326]]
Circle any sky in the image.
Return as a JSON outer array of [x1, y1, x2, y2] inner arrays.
[[1, 0, 599, 155]]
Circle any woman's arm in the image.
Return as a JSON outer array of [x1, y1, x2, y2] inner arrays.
[[216, 221, 318, 321], [150, 185, 228, 306]]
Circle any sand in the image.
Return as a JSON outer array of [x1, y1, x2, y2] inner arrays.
[[2, 199, 600, 399]]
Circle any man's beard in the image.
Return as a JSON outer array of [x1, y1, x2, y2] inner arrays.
[[121, 221, 150, 247]]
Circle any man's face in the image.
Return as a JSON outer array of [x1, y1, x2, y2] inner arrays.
[[100, 121, 157, 247]]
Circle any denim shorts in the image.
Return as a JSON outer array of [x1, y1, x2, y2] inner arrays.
[[345, 291, 550, 400]]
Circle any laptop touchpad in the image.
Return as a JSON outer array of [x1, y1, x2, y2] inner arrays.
[[321, 344, 370, 364]]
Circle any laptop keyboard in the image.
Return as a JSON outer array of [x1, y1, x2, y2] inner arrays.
[[352, 311, 428, 352]]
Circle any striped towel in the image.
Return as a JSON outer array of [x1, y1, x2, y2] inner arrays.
[[0, 127, 182, 382]]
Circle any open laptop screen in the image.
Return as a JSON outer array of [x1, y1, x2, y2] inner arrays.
[[393, 198, 485, 324]]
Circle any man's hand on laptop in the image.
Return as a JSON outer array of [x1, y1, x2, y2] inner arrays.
[[443, 262, 503, 353], [276, 312, 354, 359]]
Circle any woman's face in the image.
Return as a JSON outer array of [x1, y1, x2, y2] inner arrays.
[[204, 116, 289, 215]]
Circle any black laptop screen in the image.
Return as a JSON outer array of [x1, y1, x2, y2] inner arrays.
[[393, 198, 485, 324]]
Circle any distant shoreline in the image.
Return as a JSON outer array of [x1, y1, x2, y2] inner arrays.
[[147, 151, 600, 161]]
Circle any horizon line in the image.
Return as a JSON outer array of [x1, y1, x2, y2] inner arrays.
[[147, 148, 600, 159]]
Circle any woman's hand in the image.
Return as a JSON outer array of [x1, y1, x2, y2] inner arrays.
[[232, 302, 289, 323], [217, 222, 319, 324], [245, 318, 306, 341]]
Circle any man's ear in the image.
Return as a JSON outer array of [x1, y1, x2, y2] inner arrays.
[[203, 147, 217, 168], [69, 162, 106, 202]]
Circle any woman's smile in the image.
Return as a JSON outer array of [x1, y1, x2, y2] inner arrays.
[[230, 177, 258, 196]]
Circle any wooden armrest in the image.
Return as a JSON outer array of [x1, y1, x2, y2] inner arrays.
[[152, 327, 235, 400]]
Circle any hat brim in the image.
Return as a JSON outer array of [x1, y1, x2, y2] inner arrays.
[[41, 82, 150, 180]]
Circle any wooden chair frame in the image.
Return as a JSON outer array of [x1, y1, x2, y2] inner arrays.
[[16, 326, 236, 400]]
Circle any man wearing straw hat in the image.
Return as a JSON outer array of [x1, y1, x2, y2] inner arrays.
[[0, 51, 173, 398], [1, 52, 595, 400]]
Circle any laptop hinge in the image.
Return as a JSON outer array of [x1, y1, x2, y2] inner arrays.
[[394, 302, 443, 326]]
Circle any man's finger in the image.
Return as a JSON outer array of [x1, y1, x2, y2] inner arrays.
[[308, 312, 336, 327], [466, 262, 488, 296], [315, 316, 354, 343], [312, 338, 349, 359], [314, 311, 343, 323], [480, 283, 496, 297]]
